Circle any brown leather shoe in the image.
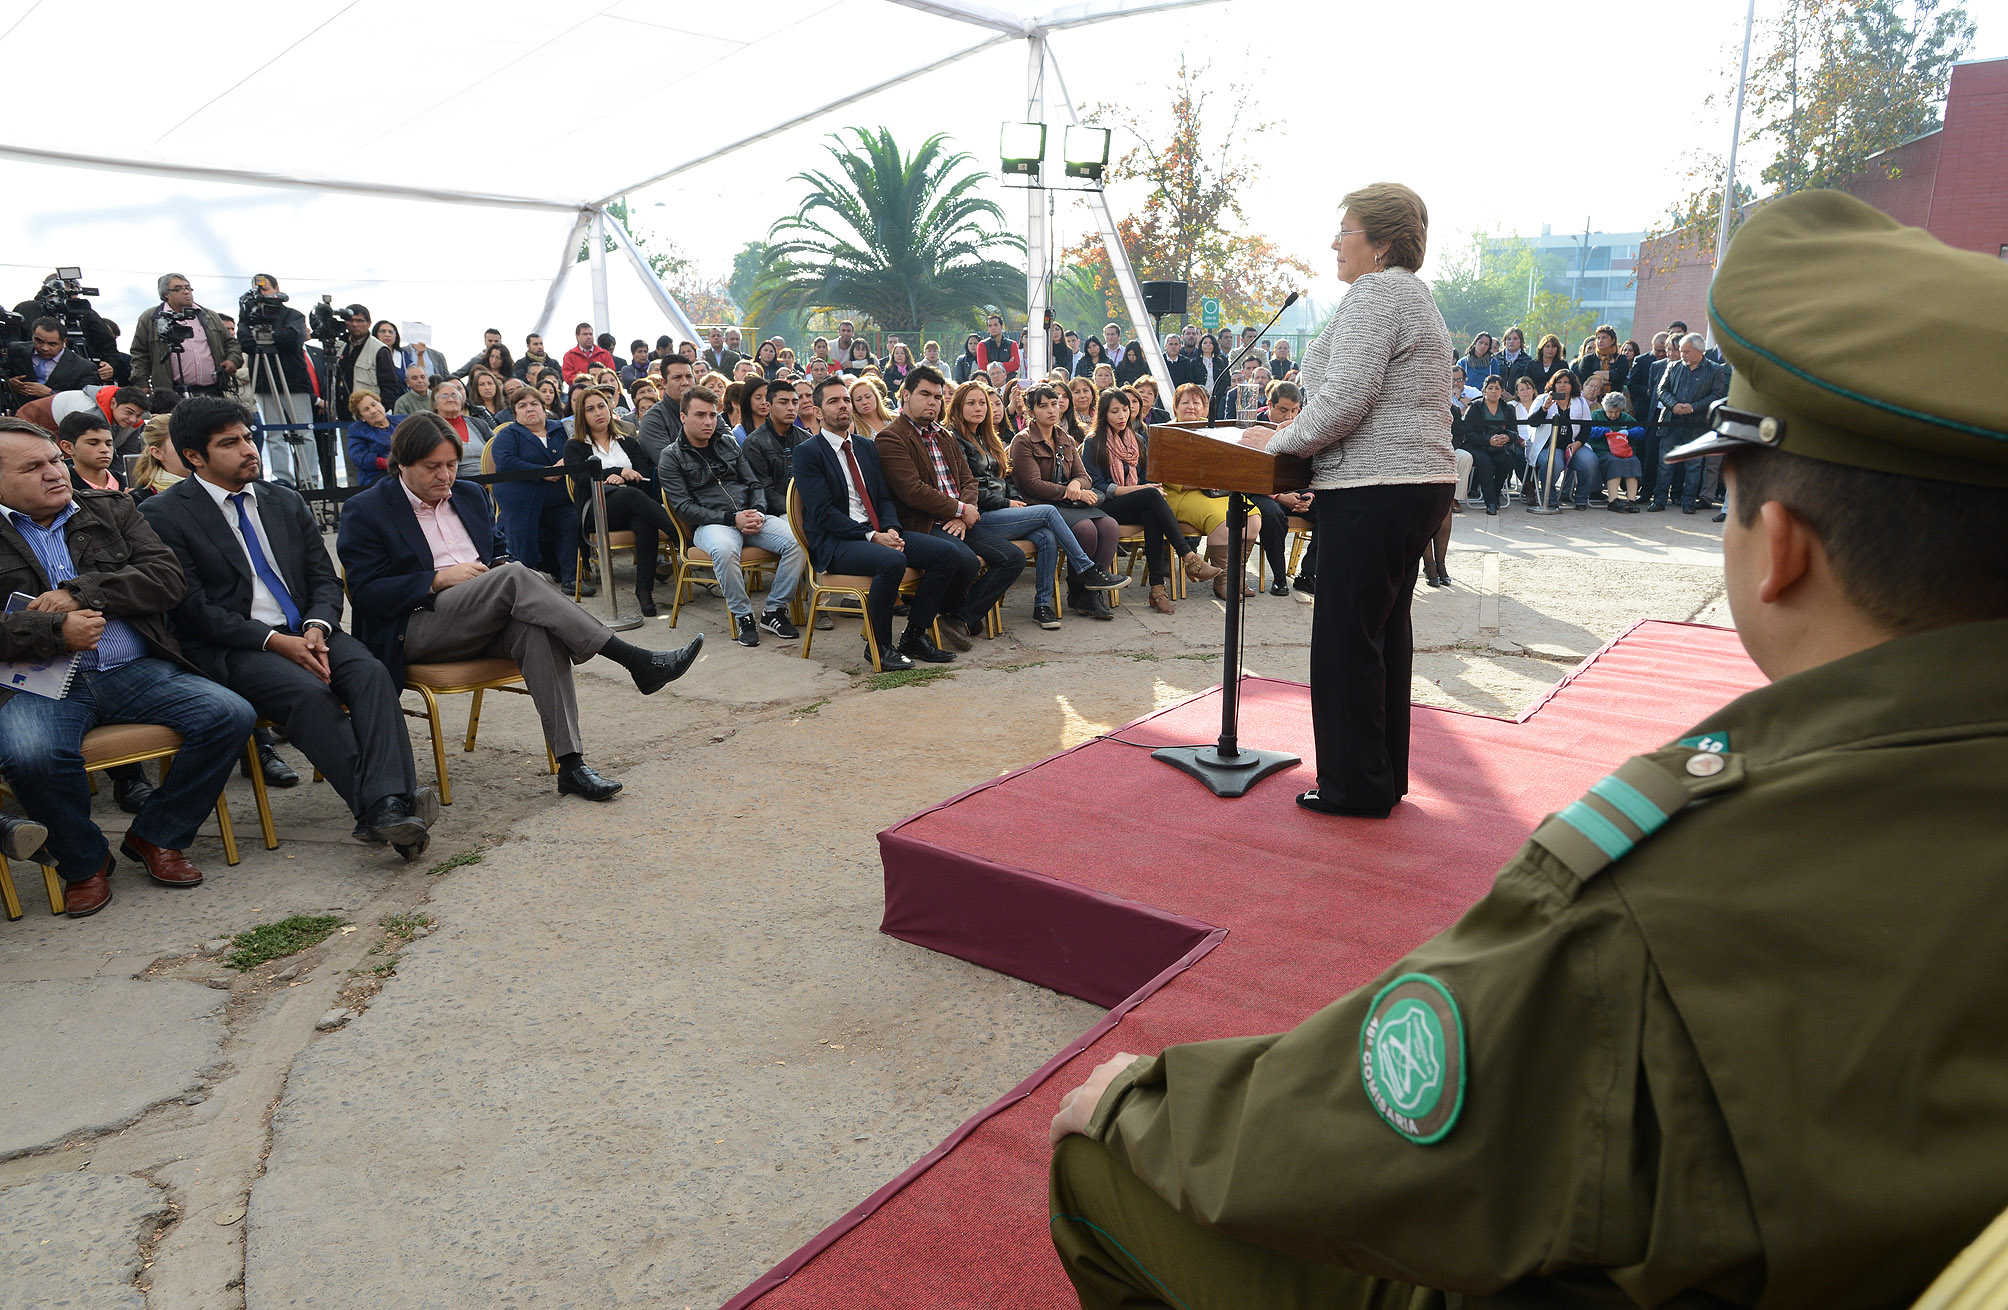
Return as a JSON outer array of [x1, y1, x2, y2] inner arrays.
[[119, 833, 204, 888], [64, 857, 114, 918], [1149, 584, 1175, 615]]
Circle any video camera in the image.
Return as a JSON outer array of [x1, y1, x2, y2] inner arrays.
[[238, 280, 291, 350], [307, 295, 349, 352], [157, 304, 199, 348], [35, 267, 100, 359]]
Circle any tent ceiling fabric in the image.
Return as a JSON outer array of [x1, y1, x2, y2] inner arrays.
[[0, 0, 1215, 208]]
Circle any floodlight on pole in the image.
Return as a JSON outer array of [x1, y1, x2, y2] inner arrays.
[[1000, 122, 1046, 177], [1062, 125, 1110, 181]]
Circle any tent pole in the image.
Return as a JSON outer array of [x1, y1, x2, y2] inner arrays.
[[1023, 34, 1050, 378], [602, 208, 704, 348], [1047, 47, 1169, 388], [590, 207, 612, 336], [534, 210, 595, 342]]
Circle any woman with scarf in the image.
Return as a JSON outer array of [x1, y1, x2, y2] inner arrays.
[[1082, 386, 1221, 614]]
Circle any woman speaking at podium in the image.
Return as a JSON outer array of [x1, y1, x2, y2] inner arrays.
[[1268, 183, 1457, 818]]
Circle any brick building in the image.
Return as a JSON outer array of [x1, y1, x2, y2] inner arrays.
[[1634, 54, 2008, 339]]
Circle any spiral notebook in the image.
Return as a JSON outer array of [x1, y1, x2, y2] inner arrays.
[[0, 591, 83, 700]]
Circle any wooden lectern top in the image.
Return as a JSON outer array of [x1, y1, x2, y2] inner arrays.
[[1147, 421, 1313, 496]]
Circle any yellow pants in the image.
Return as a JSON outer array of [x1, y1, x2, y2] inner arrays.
[[1162, 488, 1253, 539]]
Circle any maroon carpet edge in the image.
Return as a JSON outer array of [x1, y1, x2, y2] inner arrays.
[[718, 926, 1228, 1310], [879, 828, 1218, 1008]]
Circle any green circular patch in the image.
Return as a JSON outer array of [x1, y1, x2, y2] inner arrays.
[[1358, 973, 1466, 1144]]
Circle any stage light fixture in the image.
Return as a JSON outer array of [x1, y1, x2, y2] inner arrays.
[[1063, 126, 1111, 181], [1000, 122, 1046, 177]]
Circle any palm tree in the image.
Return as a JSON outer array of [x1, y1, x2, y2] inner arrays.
[[753, 128, 1023, 336]]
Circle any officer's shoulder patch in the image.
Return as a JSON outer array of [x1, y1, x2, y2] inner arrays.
[[1531, 750, 1743, 882], [1359, 973, 1465, 1145]]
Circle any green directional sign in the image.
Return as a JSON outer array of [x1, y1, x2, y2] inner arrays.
[[1201, 296, 1221, 331]]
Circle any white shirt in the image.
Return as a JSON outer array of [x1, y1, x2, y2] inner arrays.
[[585, 437, 631, 471], [194, 476, 320, 642], [822, 428, 873, 528], [1519, 396, 1591, 461]]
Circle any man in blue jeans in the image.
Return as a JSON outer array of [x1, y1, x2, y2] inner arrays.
[[0, 418, 255, 917]]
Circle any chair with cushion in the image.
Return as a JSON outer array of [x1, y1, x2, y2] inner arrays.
[[402, 658, 558, 806], [0, 723, 244, 920], [785, 480, 928, 672], [660, 496, 781, 629]]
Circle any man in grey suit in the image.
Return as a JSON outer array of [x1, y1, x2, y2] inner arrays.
[[140, 396, 435, 857]]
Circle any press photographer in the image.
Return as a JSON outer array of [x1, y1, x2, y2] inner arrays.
[[236, 274, 319, 489], [129, 273, 243, 396]]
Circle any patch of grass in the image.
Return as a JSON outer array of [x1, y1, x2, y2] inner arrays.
[[224, 915, 343, 971], [1173, 652, 1218, 662], [1121, 652, 1160, 662], [423, 847, 485, 878], [993, 660, 1050, 673], [379, 912, 435, 942], [368, 954, 400, 978], [864, 667, 956, 691], [791, 698, 831, 716]]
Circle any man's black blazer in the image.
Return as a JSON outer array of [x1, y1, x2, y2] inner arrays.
[[791, 432, 901, 572], [41, 350, 102, 395], [335, 476, 505, 686], [140, 476, 345, 684]]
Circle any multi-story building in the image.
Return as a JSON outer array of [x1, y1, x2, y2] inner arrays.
[[1486, 227, 1649, 338]]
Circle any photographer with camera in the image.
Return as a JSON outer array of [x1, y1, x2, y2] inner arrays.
[[236, 275, 320, 489], [129, 274, 243, 397], [8, 317, 114, 402], [333, 303, 403, 422], [10, 270, 118, 371]]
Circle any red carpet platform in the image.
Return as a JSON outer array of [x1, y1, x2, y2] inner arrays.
[[728, 620, 1764, 1308]]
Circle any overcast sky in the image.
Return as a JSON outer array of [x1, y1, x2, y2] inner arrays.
[[624, 0, 2008, 308]]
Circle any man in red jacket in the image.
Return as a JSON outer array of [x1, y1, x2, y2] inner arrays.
[[974, 313, 1021, 378], [560, 323, 619, 383]]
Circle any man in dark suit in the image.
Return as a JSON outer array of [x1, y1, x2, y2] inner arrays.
[[791, 375, 967, 671], [139, 396, 435, 857], [7, 318, 114, 406], [336, 414, 701, 803]]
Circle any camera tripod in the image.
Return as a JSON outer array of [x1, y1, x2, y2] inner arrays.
[[245, 338, 329, 508]]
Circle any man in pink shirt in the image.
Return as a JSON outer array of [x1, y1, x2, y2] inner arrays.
[[336, 413, 702, 803]]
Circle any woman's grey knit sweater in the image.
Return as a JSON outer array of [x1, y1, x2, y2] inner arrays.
[[1268, 268, 1458, 489]]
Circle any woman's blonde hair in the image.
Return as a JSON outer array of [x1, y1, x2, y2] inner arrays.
[[947, 379, 1010, 475], [1340, 182, 1429, 271], [131, 414, 178, 490]]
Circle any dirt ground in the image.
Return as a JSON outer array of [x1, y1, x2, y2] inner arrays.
[[0, 507, 1734, 1309]]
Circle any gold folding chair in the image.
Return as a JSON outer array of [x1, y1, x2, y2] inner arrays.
[[0, 723, 243, 920], [661, 495, 780, 629], [401, 658, 558, 806], [786, 480, 928, 672]]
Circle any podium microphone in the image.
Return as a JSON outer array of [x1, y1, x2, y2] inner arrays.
[[1225, 291, 1300, 379]]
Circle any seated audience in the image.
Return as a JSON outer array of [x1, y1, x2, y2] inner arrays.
[[635, 359, 695, 468], [0, 417, 256, 917], [739, 379, 809, 514], [465, 366, 507, 424], [873, 366, 1046, 646], [58, 411, 124, 492], [344, 392, 404, 489], [850, 376, 894, 438], [658, 386, 804, 647], [1080, 386, 1221, 615], [1525, 369, 1600, 509], [1455, 375, 1520, 514], [946, 380, 1126, 630], [1006, 382, 1128, 621], [1262, 382, 1319, 601], [1166, 382, 1261, 599], [1588, 393, 1645, 511], [564, 387, 680, 617], [392, 365, 433, 415], [792, 376, 968, 670], [141, 397, 435, 857], [490, 389, 590, 595], [428, 377, 493, 479], [128, 414, 188, 507], [336, 415, 701, 803]]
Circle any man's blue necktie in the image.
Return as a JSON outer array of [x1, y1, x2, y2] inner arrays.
[[230, 492, 302, 632]]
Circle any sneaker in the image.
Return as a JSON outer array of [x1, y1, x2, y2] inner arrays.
[[814, 613, 835, 630], [759, 608, 800, 640], [735, 614, 760, 647], [1034, 604, 1062, 630], [1074, 565, 1130, 592]]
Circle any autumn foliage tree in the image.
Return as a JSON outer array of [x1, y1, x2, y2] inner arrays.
[[1061, 58, 1310, 328]]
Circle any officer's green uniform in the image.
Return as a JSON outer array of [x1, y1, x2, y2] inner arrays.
[[1050, 191, 2008, 1309]]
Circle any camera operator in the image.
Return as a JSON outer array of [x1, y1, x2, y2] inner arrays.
[[237, 274, 319, 488], [333, 302, 403, 423], [129, 274, 243, 397], [10, 272, 118, 365], [8, 317, 113, 402]]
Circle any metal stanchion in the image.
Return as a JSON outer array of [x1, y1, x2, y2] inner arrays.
[[590, 472, 642, 632]]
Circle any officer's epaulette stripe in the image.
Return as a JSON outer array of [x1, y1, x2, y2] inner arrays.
[[1590, 776, 1672, 836], [1557, 800, 1633, 861]]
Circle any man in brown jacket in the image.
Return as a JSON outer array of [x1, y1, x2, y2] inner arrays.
[[871, 365, 1023, 648], [0, 418, 255, 917]]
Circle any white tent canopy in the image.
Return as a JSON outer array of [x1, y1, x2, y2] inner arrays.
[[0, 0, 1212, 370]]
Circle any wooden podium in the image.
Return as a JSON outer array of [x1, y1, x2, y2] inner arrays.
[[1147, 421, 1312, 797]]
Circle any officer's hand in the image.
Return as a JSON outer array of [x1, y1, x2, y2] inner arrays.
[[1050, 1052, 1141, 1146], [61, 610, 105, 651]]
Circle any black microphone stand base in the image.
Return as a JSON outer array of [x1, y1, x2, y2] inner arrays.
[[1150, 744, 1299, 798]]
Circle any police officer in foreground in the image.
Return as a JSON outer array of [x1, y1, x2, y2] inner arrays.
[[1046, 189, 2008, 1309]]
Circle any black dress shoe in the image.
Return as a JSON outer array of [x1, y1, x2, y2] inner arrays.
[[1296, 790, 1392, 818], [0, 813, 48, 861], [356, 795, 428, 847], [897, 630, 955, 664], [1268, 578, 1291, 596], [557, 760, 623, 801], [112, 775, 155, 814], [637, 594, 658, 618], [632, 635, 704, 694], [936, 615, 974, 651], [393, 831, 433, 862], [873, 644, 916, 671], [572, 578, 598, 597], [242, 743, 300, 788]]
